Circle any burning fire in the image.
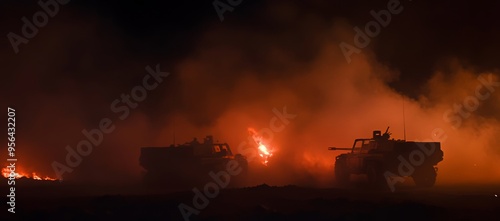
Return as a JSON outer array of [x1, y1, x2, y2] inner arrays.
[[2, 167, 57, 181], [248, 128, 274, 165]]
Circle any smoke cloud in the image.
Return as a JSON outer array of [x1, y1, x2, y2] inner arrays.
[[1, 1, 499, 187]]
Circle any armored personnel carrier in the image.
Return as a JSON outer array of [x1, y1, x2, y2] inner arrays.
[[140, 135, 248, 188], [329, 128, 444, 188]]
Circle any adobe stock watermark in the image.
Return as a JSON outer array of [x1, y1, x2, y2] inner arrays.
[[7, 0, 70, 54], [178, 106, 297, 221], [384, 128, 447, 192], [339, 0, 404, 63], [385, 73, 499, 192], [51, 64, 169, 181], [213, 0, 243, 21], [443, 74, 500, 129]]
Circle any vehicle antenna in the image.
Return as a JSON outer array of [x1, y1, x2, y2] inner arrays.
[[403, 96, 407, 141], [172, 90, 176, 145]]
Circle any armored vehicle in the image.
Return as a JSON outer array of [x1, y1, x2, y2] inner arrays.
[[329, 127, 444, 188], [140, 135, 248, 188]]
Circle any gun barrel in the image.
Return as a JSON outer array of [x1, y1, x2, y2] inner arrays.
[[328, 147, 352, 151]]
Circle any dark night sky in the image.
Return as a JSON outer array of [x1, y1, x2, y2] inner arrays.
[[2, 0, 500, 97], [1, 0, 500, 183]]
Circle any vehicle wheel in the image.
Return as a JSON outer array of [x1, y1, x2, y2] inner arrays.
[[413, 166, 437, 188], [335, 159, 350, 185], [366, 163, 386, 188]]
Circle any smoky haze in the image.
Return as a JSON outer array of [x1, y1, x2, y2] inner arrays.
[[1, 0, 499, 187]]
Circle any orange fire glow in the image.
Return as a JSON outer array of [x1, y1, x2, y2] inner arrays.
[[248, 128, 274, 165], [1, 167, 57, 181]]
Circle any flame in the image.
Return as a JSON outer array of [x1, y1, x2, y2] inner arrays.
[[32, 173, 42, 180], [1, 167, 57, 181], [248, 128, 274, 165]]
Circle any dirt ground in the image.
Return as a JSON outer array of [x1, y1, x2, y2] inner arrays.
[[1, 178, 499, 221]]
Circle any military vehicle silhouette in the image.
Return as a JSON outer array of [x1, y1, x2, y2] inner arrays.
[[140, 135, 248, 188], [329, 127, 444, 188]]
